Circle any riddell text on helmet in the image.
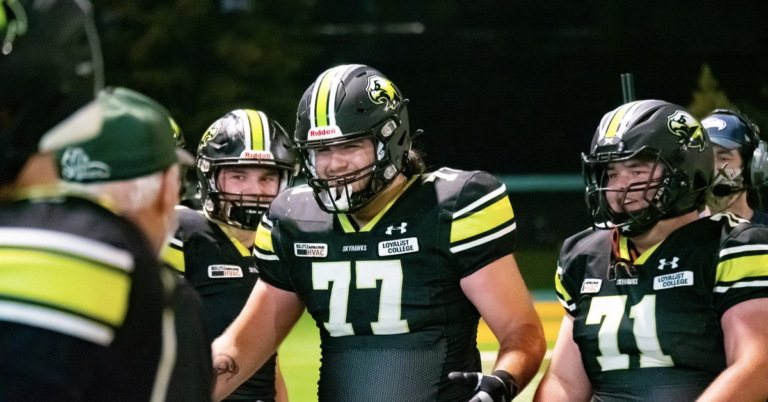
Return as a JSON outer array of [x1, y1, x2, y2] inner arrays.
[[308, 125, 342, 139]]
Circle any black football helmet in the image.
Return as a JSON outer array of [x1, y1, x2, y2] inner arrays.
[[0, 0, 103, 185], [295, 64, 415, 213], [583, 100, 713, 237], [197, 109, 299, 230]]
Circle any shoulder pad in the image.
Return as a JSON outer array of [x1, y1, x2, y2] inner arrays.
[[421, 168, 505, 214], [267, 185, 325, 223], [559, 228, 609, 270], [174, 207, 212, 241]]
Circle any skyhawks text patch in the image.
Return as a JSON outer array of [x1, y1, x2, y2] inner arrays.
[[208, 265, 243, 278], [294, 243, 328, 258], [378, 237, 419, 257]]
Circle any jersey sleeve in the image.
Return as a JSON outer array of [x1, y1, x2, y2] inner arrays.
[[254, 214, 296, 292], [554, 230, 592, 317], [448, 171, 517, 278], [161, 234, 185, 274], [712, 224, 768, 314]]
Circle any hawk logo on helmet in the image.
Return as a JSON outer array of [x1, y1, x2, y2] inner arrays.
[[366, 76, 401, 111], [199, 121, 221, 151], [667, 110, 708, 152]]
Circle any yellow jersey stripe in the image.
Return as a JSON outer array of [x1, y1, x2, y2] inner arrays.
[[162, 247, 185, 273], [0, 249, 131, 326], [212, 219, 251, 257], [360, 175, 419, 232], [246, 109, 265, 151], [635, 241, 662, 265], [450, 197, 514, 243], [605, 102, 637, 138], [255, 223, 274, 253], [555, 270, 572, 302], [338, 214, 356, 233], [716, 254, 768, 284]]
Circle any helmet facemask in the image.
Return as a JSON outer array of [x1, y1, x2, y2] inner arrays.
[[299, 118, 409, 214], [200, 158, 292, 230], [584, 148, 689, 237]]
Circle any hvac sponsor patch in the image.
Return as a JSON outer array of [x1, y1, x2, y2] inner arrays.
[[654, 271, 694, 290], [378, 237, 419, 257], [294, 243, 328, 258], [581, 279, 602, 294], [208, 265, 243, 278]]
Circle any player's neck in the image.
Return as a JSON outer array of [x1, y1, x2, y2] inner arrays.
[[724, 192, 754, 221], [350, 173, 407, 228], [226, 225, 256, 249], [629, 211, 700, 254]]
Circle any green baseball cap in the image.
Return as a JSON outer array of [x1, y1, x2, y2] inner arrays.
[[58, 87, 191, 182]]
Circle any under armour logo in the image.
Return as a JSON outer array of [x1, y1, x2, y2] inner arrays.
[[658, 257, 679, 270], [385, 222, 407, 235]]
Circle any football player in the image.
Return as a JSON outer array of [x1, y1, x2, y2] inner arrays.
[[0, 3, 178, 399], [534, 100, 768, 401], [702, 109, 768, 224], [211, 64, 546, 402], [163, 109, 298, 402]]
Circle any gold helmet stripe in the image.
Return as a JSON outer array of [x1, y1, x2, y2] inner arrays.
[[310, 64, 363, 129], [245, 109, 266, 151], [233, 109, 253, 150], [604, 101, 638, 139]]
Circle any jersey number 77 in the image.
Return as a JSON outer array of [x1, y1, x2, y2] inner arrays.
[[312, 260, 410, 337]]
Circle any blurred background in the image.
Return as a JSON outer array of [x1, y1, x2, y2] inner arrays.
[[94, 1, 768, 398]]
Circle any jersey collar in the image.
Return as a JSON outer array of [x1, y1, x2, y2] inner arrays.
[[208, 215, 253, 257], [337, 175, 419, 233], [619, 235, 663, 267]]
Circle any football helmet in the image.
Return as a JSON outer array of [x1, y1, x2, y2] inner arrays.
[[1, 0, 104, 185], [197, 109, 298, 230], [294, 64, 414, 213], [583, 100, 713, 237]]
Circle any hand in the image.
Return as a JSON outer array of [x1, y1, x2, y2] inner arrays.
[[448, 370, 518, 402]]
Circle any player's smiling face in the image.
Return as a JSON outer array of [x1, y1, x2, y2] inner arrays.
[[605, 157, 663, 213], [217, 166, 280, 196], [312, 137, 376, 192]]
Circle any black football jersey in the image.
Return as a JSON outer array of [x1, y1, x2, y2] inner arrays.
[[254, 168, 518, 402], [556, 213, 768, 401], [0, 193, 172, 401], [163, 207, 277, 400]]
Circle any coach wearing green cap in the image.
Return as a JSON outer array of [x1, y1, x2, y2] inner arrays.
[[57, 86, 213, 401]]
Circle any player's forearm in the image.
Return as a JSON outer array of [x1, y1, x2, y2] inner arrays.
[[696, 359, 768, 402], [493, 320, 546, 389], [211, 332, 278, 401]]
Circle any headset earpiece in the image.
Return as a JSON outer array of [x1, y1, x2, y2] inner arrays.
[[751, 140, 768, 187]]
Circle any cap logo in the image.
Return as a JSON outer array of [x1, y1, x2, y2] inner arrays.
[[308, 125, 343, 140], [60, 147, 111, 181], [366, 76, 401, 111], [702, 117, 727, 131], [241, 150, 274, 160], [667, 110, 708, 152]]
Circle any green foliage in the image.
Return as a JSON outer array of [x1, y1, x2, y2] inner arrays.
[[98, 0, 318, 150], [687, 63, 733, 120]]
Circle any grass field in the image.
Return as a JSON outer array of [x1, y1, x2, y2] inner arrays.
[[279, 301, 564, 402]]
